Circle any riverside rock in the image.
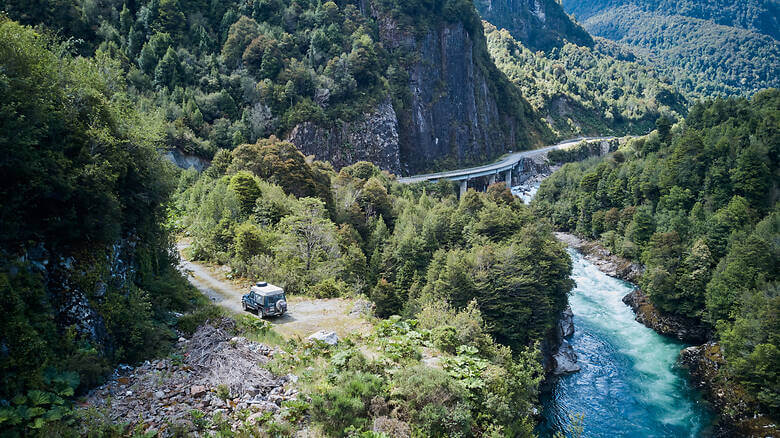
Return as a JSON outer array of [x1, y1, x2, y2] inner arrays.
[[622, 289, 710, 344], [559, 305, 574, 338], [552, 340, 580, 375]]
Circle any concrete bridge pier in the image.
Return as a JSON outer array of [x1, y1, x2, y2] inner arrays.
[[505, 169, 512, 188], [459, 179, 468, 197], [488, 174, 496, 185]]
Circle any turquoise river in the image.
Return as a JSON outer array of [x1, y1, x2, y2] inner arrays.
[[538, 249, 714, 437]]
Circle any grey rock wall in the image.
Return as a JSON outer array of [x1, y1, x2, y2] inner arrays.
[[287, 98, 401, 174]]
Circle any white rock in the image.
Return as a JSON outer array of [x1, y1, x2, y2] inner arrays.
[[307, 330, 338, 345]]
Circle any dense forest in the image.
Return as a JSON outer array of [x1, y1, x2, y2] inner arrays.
[[1, 0, 778, 435], [1, 0, 548, 171], [0, 12, 574, 435], [562, 0, 780, 97], [174, 143, 573, 354], [168, 141, 574, 435], [484, 22, 687, 138], [563, 0, 779, 39], [533, 90, 779, 417], [0, 17, 205, 433]]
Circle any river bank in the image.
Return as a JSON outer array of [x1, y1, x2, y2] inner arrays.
[[550, 231, 779, 437]]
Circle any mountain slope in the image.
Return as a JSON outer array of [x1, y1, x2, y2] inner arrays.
[[563, 0, 780, 40], [3, 0, 550, 174], [561, 0, 780, 96], [474, 0, 593, 51], [484, 22, 687, 138]]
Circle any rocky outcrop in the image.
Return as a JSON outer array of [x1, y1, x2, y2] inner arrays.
[[395, 22, 546, 174], [680, 343, 779, 437], [287, 98, 401, 174], [550, 305, 579, 375], [552, 340, 580, 374], [13, 239, 140, 354], [475, 0, 593, 51], [558, 305, 574, 338], [554, 232, 643, 283], [164, 148, 211, 172], [82, 319, 298, 434], [622, 289, 710, 344]]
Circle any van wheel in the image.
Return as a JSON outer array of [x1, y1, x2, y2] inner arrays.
[[242, 302, 247, 311]]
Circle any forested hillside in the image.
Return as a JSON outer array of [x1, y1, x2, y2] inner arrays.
[[168, 144, 574, 434], [563, 0, 779, 39], [0, 18, 204, 432], [484, 22, 687, 138], [473, 0, 593, 51], [533, 90, 779, 421], [561, 0, 780, 97], [2, 0, 549, 173]]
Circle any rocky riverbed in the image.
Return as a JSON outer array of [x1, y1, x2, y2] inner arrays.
[[81, 319, 299, 436]]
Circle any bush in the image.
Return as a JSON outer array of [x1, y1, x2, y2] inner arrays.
[[310, 372, 385, 436], [176, 305, 223, 335], [311, 278, 350, 298], [391, 366, 472, 437]]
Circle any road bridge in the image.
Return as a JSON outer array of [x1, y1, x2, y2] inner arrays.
[[398, 137, 616, 196]]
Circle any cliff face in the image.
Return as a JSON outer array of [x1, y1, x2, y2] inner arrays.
[[287, 99, 401, 174], [288, 5, 550, 175], [475, 0, 593, 51], [397, 22, 546, 174]]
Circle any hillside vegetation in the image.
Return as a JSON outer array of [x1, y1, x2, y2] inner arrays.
[[562, 0, 780, 97], [533, 90, 779, 417], [563, 0, 779, 39], [0, 18, 205, 434], [2, 0, 547, 170], [485, 21, 687, 138]]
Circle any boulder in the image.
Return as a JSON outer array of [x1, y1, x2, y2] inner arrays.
[[552, 340, 580, 375], [558, 305, 574, 338], [307, 330, 339, 345], [190, 385, 207, 397]]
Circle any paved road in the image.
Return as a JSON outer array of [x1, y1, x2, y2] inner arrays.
[[398, 137, 614, 184]]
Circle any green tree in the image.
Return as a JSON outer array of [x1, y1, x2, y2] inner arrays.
[[228, 171, 261, 216]]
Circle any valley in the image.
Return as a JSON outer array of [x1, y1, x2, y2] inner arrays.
[[0, 0, 777, 436]]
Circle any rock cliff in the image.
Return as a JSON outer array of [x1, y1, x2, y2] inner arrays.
[[288, 5, 550, 175], [287, 98, 401, 174], [475, 0, 593, 51], [392, 21, 547, 174]]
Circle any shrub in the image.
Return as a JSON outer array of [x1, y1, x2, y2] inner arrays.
[[310, 372, 385, 436], [391, 366, 472, 437], [311, 278, 350, 298], [176, 304, 223, 336]]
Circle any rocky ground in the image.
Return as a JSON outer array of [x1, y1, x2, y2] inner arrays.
[[81, 319, 299, 436], [554, 232, 643, 283], [622, 289, 710, 343], [680, 343, 779, 437]]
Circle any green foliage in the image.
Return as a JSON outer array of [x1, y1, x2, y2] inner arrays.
[[0, 19, 204, 435], [485, 22, 687, 139], [565, 1, 780, 96], [310, 372, 385, 436], [533, 90, 779, 414]]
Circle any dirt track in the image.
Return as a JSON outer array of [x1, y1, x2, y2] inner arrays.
[[177, 242, 372, 339]]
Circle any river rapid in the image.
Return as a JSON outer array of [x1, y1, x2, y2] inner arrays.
[[514, 181, 713, 437]]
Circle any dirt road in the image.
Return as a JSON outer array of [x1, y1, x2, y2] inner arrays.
[[177, 243, 372, 339]]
